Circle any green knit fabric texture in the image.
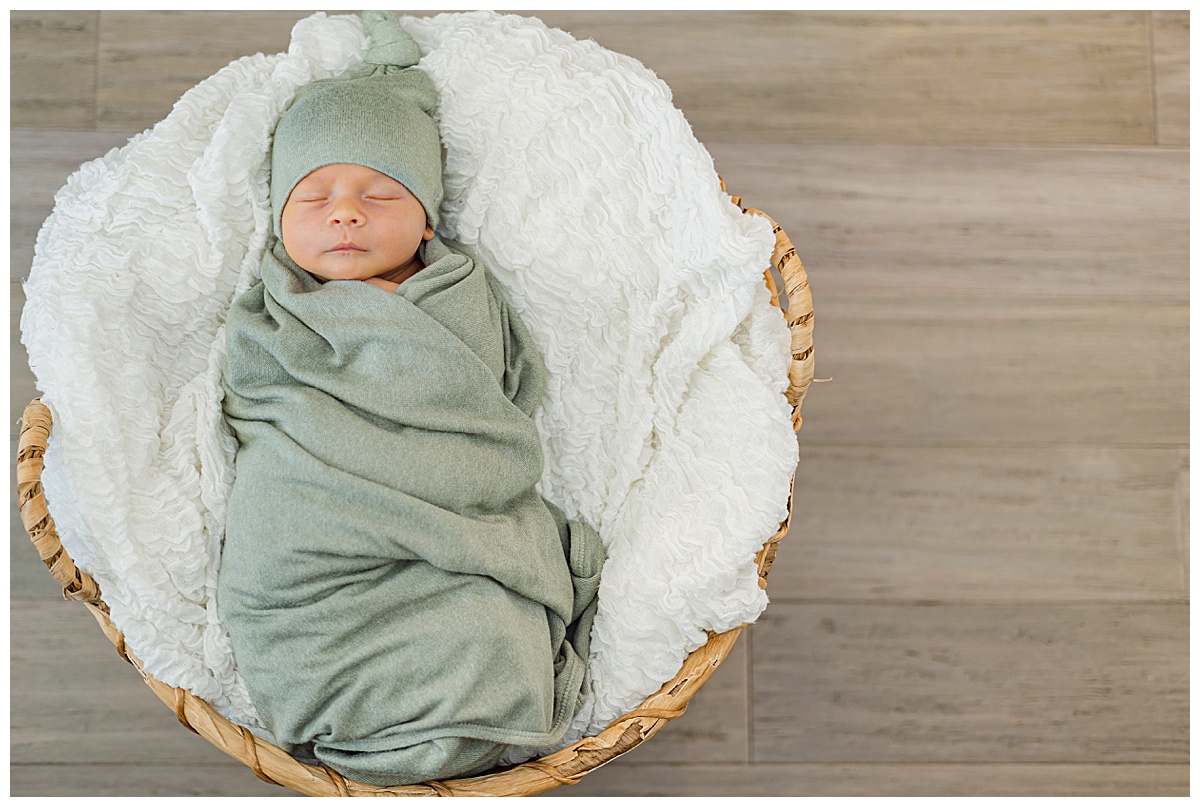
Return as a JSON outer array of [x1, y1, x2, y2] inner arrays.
[[269, 10, 444, 236], [219, 237, 605, 785]]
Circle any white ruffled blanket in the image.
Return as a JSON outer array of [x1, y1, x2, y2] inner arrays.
[[21, 11, 797, 747]]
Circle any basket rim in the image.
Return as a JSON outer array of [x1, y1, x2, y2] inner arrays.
[[15, 193, 814, 796]]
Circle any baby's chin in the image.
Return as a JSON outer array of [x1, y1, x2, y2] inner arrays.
[[302, 262, 420, 286], [300, 259, 389, 283]]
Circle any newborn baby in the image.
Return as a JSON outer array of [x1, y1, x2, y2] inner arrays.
[[218, 11, 604, 787], [281, 161, 433, 292]]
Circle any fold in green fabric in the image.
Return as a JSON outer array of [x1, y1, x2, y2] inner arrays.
[[218, 236, 604, 786]]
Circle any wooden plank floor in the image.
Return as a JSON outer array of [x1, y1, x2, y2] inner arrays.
[[10, 10, 1189, 797]]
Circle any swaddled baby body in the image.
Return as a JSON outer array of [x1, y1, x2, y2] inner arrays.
[[218, 11, 604, 786]]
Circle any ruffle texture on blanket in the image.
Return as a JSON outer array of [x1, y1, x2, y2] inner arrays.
[[21, 10, 798, 749]]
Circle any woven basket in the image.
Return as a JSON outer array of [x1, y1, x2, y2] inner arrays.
[[16, 188, 814, 796]]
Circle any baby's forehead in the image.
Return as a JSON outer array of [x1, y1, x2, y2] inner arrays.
[[296, 163, 401, 187]]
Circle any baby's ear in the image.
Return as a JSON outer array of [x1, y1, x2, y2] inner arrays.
[[423, 224, 434, 241]]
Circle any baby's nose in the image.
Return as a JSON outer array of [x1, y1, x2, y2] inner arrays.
[[328, 202, 363, 226]]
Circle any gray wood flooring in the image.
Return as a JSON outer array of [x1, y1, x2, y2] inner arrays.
[[10, 10, 1189, 798]]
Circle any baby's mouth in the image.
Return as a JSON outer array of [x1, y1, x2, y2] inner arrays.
[[330, 242, 367, 252]]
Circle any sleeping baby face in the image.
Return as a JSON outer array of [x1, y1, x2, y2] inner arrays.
[[280, 163, 434, 285]]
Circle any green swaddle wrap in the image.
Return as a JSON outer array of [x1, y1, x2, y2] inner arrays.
[[219, 235, 605, 785], [219, 14, 603, 784]]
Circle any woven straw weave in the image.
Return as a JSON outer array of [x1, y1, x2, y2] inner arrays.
[[17, 190, 814, 796]]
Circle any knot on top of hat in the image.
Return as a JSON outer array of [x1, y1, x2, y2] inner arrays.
[[361, 10, 423, 70]]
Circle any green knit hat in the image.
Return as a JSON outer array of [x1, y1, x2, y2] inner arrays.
[[269, 11, 443, 237]]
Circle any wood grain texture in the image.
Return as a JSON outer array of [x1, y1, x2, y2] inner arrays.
[[10, 11, 99, 130], [89, 10, 453, 132], [533, 10, 1156, 147], [95, 11, 313, 131], [10, 599, 251, 765], [801, 293, 1188, 446], [705, 143, 1189, 297], [751, 603, 1189, 764], [10, 764, 293, 798], [1151, 11, 1190, 145], [14, 11, 1162, 148], [769, 445, 1188, 602], [10, 283, 46, 601], [544, 761, 1189, 797], [1177, 456, 1190, 591]]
